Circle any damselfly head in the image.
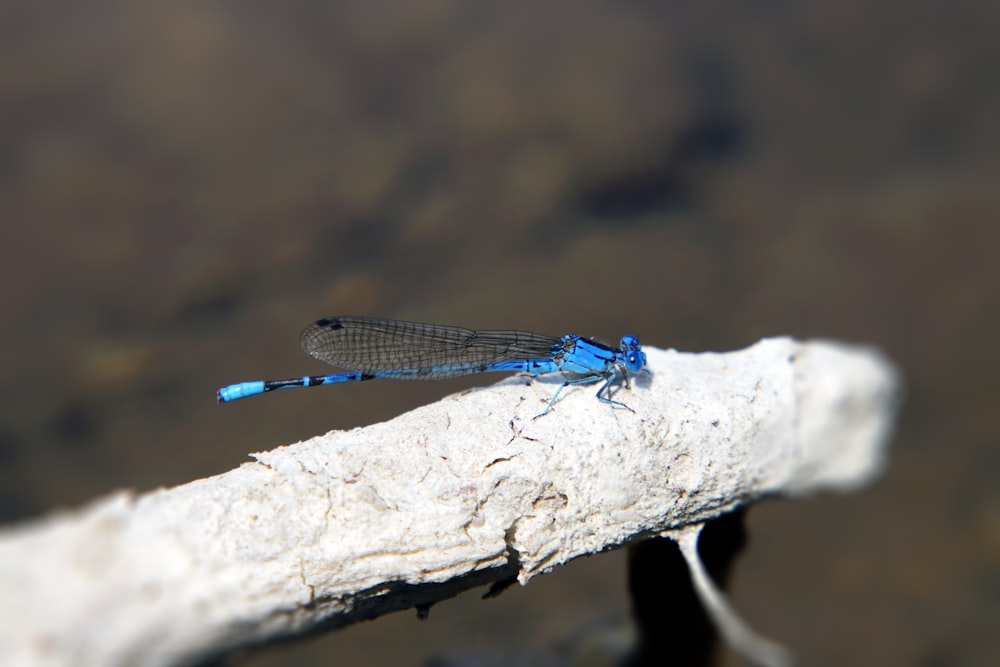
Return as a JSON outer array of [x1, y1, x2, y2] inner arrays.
[[620, 335, 646, 372]]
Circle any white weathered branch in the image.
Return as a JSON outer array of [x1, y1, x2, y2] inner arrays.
[[0, 338, 901, 667]]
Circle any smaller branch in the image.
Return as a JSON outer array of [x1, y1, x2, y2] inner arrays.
[[671, 523, 794, 667], [0, 338, 901, 667]]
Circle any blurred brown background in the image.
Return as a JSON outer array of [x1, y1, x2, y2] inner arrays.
[[1, 1, 996, 665]]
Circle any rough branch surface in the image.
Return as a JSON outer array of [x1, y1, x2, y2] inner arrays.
[[0, 338, 901, 667]]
